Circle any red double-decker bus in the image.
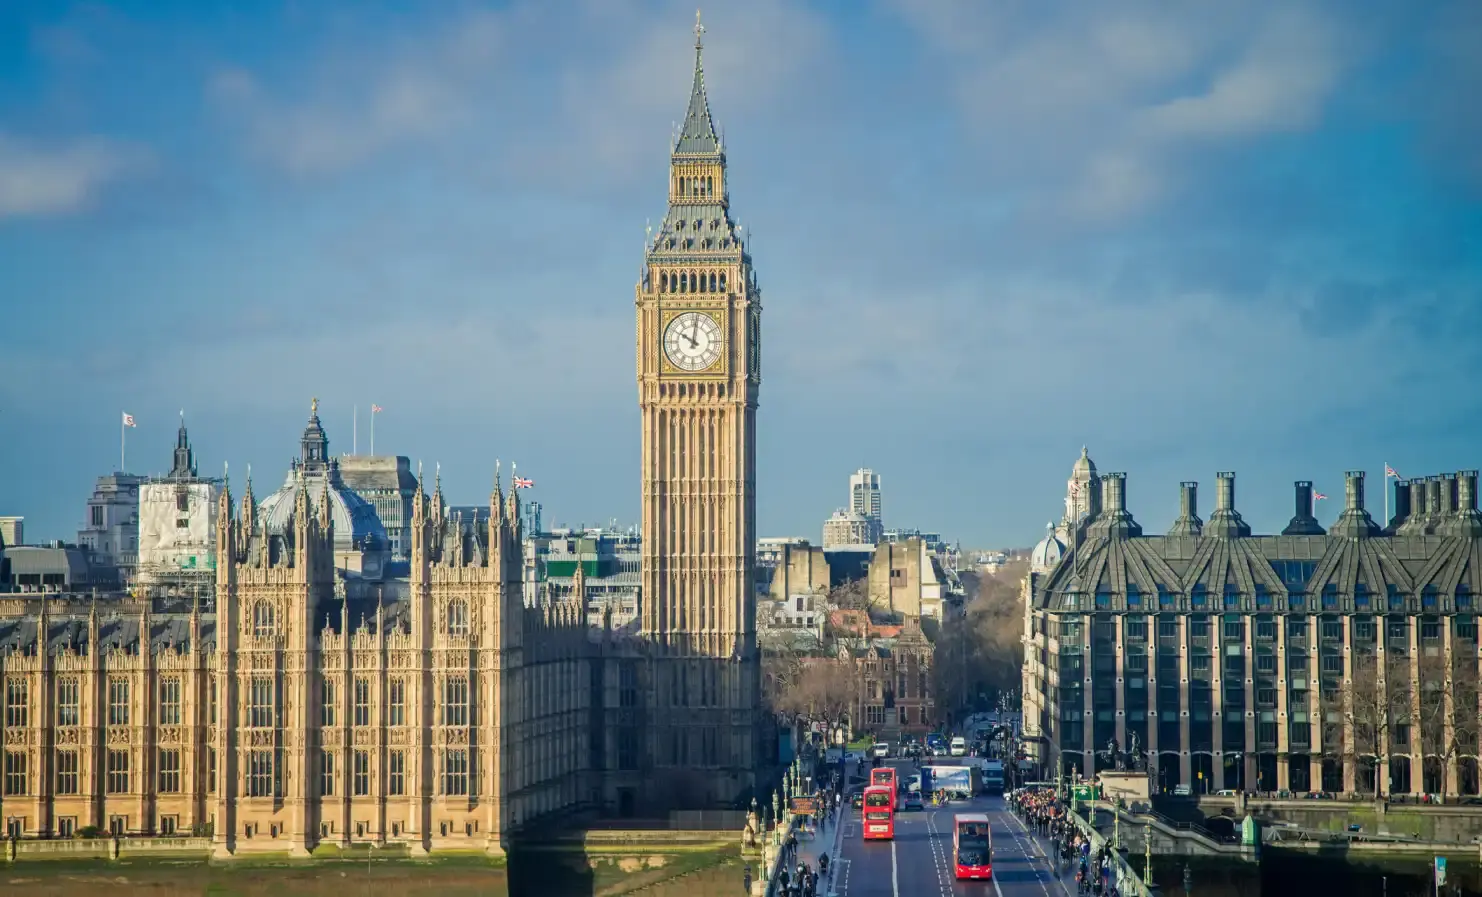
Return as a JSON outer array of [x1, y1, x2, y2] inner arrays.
[[953, 813, 992, 879], [862, 785, 895, 840], [869, 766, 897, 808]]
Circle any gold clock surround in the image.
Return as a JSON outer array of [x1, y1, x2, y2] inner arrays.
[[659, 307, 728, 376]]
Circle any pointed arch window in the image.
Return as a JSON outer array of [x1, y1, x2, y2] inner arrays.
[[708, 272, 717, 291], [679, 272, 688, 292], [660, 273, 669, 292], [719, 273, 728, 293], [447, 599, 469, 637], [252, 600, 275, 639], [706, 176, 713, 196]]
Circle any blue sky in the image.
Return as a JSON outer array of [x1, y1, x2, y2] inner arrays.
[[2, 0, 1480, 548]]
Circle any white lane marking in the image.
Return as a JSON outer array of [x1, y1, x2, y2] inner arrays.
[[830, 857, 851, 897], [891, 836, 900, 897], [1000, 806, 1072, 897]]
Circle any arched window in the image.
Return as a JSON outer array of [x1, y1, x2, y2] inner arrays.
[[660, 272, 669, 292], [679, 177, 687, 196], [708, 272, 717, 292], [252, 600, 275, 639], [447, 599, 469, 637], [706, 176, 713, 196], [679, 272, 688, 292], [719, 273, 727, 292]]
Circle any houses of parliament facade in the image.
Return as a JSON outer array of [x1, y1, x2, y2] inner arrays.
[[0, 19, 763, 857]]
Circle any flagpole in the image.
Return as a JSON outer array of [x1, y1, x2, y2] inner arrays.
[[371, 409, 376, 456], [353, 406, 358, 455], [120, 415, 126, 473]]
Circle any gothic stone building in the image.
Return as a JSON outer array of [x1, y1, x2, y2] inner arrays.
[[0, 447, 594, 855], [1021, 467, 1482, 798], [0, 21, 764, 851]]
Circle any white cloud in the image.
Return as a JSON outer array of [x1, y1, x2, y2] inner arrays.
[[1141, 10, 1341, 140], [207, 10, 508, 175], [888, 1, 1356, 222], [0, 134, 143, 219], [206, 1, 827, 181]]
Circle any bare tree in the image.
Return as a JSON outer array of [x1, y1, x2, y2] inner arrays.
[[828, 578, 869, 612], [762, 644, 808, 718], [1340, 649, 1414, 797], [1416, 649, 1481, 796], [933, 561, 1030, 717], [772, 658, 861, 735]]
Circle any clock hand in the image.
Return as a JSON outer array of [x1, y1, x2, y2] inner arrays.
[[689, 317, 701, 347]]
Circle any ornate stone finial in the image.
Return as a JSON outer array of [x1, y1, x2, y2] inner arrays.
[[311, 397, 319, 417], [694, 8, 705, 48]]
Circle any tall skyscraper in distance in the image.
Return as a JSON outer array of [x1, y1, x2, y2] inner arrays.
[[849, 468, 884, 545], [850, 468, 882, 520]]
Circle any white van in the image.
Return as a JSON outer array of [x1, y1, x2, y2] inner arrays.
[[949, 736, 967, 757]]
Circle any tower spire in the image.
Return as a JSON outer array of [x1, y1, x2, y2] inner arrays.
[[675, 10, 720, 156]]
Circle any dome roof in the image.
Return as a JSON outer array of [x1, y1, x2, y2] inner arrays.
[[254, 402, 388, 552], [1072, 445, 1097, 476], [1030, 522, 1065, 573]]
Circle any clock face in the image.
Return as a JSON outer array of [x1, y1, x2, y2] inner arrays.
[[663, 311, 724, 372]]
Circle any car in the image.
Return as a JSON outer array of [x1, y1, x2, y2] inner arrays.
[[902, 793, 923, 811], [871, 742, 892, 759], [851, 790, 865, 809], [1172, 785, 1193, 797], [1214, 789, 1237, 797]]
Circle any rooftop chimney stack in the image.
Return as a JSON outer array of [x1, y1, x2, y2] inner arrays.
[[1385, 479, 1412, 534], [1446, 471, 1482, 538], [1398, 479, 1429, 535], [1346, 470, 1365, 511], [1330, 470, 1380, 539], [1216, 472, 1234, 512], [1170, 481, 1203, 537], [1426, 477, 1445, 533], [1089, 472, 1142, 539], [1205, 472, 1251, 539], [1283, 480, 1325, 536], [1443, 473, 1460, 515]]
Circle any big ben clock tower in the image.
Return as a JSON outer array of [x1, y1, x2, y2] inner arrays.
[[636, 14, 761, 805]]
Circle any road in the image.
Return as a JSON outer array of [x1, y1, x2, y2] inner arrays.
[[832, 761, 1071, 897]]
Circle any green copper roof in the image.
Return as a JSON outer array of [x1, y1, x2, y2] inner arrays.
[[674, 26, 720, 156]]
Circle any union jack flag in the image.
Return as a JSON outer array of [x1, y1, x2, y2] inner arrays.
[[1313, 492, 1328, 501], [1385, 464, 1401, 479], [371, 404, 383, 413], [513, 476, 534, 489]]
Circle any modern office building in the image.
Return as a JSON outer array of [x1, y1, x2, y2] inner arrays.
[[1022, 464, 1482, 798], [850, 468, 882, 521]]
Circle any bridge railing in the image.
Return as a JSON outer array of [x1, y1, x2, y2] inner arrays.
[[1066, 806, 1156, 897]]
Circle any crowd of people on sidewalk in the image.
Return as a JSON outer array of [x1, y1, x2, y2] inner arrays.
[[773, 765, 846, 897], [1009, 786, 1122, 897]]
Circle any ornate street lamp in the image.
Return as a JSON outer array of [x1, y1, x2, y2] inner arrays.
[[1143, 823, 1153, 885]]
